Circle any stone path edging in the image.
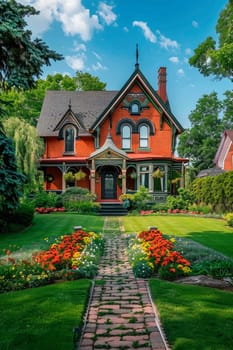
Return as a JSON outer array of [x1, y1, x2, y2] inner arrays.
[[78, 217, 171, 350]]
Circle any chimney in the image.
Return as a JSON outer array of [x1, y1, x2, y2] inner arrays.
[[157, 67, 167, 103]]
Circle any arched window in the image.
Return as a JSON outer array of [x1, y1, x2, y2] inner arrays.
[[65, 127, 75, 153], [130, 101, 140, 115], [139, 125, 148, 148], [122, 125, 131, 149]]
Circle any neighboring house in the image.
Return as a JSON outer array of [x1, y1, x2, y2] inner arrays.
[[37, 62, 187, 202], [214, 130, 233, 171]]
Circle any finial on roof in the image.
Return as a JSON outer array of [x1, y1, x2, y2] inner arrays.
[[68, 98, 72, 110], [135, 43, 139, 70]]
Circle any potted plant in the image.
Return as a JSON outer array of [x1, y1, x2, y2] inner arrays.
[[152, 168, 164, 178], [130, 171, 137, 179], [64, 171, 75, 182], [75, 170, 86, 181]]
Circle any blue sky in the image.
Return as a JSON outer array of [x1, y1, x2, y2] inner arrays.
[[22, 0, 231, 128]]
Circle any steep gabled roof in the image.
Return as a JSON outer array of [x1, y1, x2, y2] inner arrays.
[[89, 133, 128, 159], [90, 67, 184, 134], [37, 90, 118, 137], [214, 130, 233, 167]]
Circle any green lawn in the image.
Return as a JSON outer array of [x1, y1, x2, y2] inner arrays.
[[0, 213, 104, 256], [0, 280, 91, 350], [122, 215, 233, 258], [150, 279, 233, 350], [1, 214, 233, 350]]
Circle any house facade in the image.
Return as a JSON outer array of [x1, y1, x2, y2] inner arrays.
[[37, 63, 187, 202], [214, 130, 233, 171]]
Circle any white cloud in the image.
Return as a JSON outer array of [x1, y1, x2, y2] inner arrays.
[[58, 1, 102, 40], [92, 62, 107, 71], [133, 21, 156, 43], [20, 0, 102, 41], [192, 20, 199, 28], [73, 42, 87, 52], [169, 56, 179, 64], [65, 55, 85, 70], [92, 52, 102, 60], [157, 31, 179, 49], [185, 48, 192, 55], [97, 2, 117, 25], [123, 26, 129, 32], [177, 68, 185, 76]]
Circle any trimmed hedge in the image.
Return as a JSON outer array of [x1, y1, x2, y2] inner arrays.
[[191, 171, 233, 212]]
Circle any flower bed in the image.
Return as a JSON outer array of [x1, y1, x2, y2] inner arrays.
[[35, 207, 65, 214], [128, 228, 191, 280], [0, 230, 103, 293]]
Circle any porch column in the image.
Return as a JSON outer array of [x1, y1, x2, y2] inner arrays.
[[122, 159, 127, 194], [62, 162, 66, 192], [90, 159, 96, 195], [149, 164, 153, 192], [165, 164, 168, 192]]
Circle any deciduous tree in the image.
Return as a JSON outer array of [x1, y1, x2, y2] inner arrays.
[[189, 0, 233, 81]]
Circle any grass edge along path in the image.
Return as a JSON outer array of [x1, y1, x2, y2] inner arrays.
[[0, 279, 91, 350], [149, 279, 233, 350], [122, 215, 233, 259]]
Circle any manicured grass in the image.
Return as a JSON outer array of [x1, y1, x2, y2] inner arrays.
[[149, 279, 233, 350], [122, 215, 233, 258], [0, 213, 104, 255], [0, 279, 91, 350]]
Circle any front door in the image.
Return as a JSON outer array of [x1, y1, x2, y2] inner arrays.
[[101, 167, 117, 199]]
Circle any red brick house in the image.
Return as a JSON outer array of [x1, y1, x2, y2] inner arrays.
[[214, 130, 233, 171], [37, 62, 187, 202]]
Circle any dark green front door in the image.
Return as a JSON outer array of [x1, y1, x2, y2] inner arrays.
[[101, 167, 117, 199]]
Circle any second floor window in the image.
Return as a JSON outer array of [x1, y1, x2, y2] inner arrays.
[[130, 102, 140, 114], [122, 125, 131, 149], [65, 127, 75, 153], [139, 125, 148, 148]]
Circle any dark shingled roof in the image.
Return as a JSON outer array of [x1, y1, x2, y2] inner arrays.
[[37, 90, 118, 137]]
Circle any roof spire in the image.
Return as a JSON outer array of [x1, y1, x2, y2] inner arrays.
[[135, 43, 139, 70], [68, 98, 72, 110]]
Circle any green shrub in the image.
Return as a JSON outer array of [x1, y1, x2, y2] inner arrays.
[[166, 188, 193, 210], [11, 204, 34, 226], [32, 191, 59, 208], [224, 213, 233, 227], [62, 187, 96, 203], [192, 258, 233, 279], [64, 200, 100, 213], [131, 186, 153, 210], [0, 217, 7, 233]]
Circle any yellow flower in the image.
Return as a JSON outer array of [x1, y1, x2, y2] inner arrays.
[[170, 237, 176, 243], [83, 237, 91, 245]]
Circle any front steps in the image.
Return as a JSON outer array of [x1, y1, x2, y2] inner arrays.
[[98, 202, 128, 216]]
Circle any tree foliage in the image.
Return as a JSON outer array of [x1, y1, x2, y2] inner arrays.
[[0, 0, 63, 90], [3, 117, 44, 191], [75, 71, 106, 91], [177, 92, 224, 171], [1, 72, 106, 126], [0, 0, 62, 218], [0, 132, 25, 214], [189, 0, 233, 80]]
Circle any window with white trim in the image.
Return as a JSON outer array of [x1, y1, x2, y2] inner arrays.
[[139, 125, 148, 148], [139, 166, 149, 188], [122, 125, 131, 149]]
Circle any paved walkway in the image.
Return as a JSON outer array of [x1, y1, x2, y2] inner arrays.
[[78, 217, 170, 350]]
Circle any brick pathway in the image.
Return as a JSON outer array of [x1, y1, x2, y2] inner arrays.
[[78, 217, 170, 350]]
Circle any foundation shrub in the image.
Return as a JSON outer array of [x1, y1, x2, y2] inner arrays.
[[166, 188, 193, 210], [32, 191, 59, 208]]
